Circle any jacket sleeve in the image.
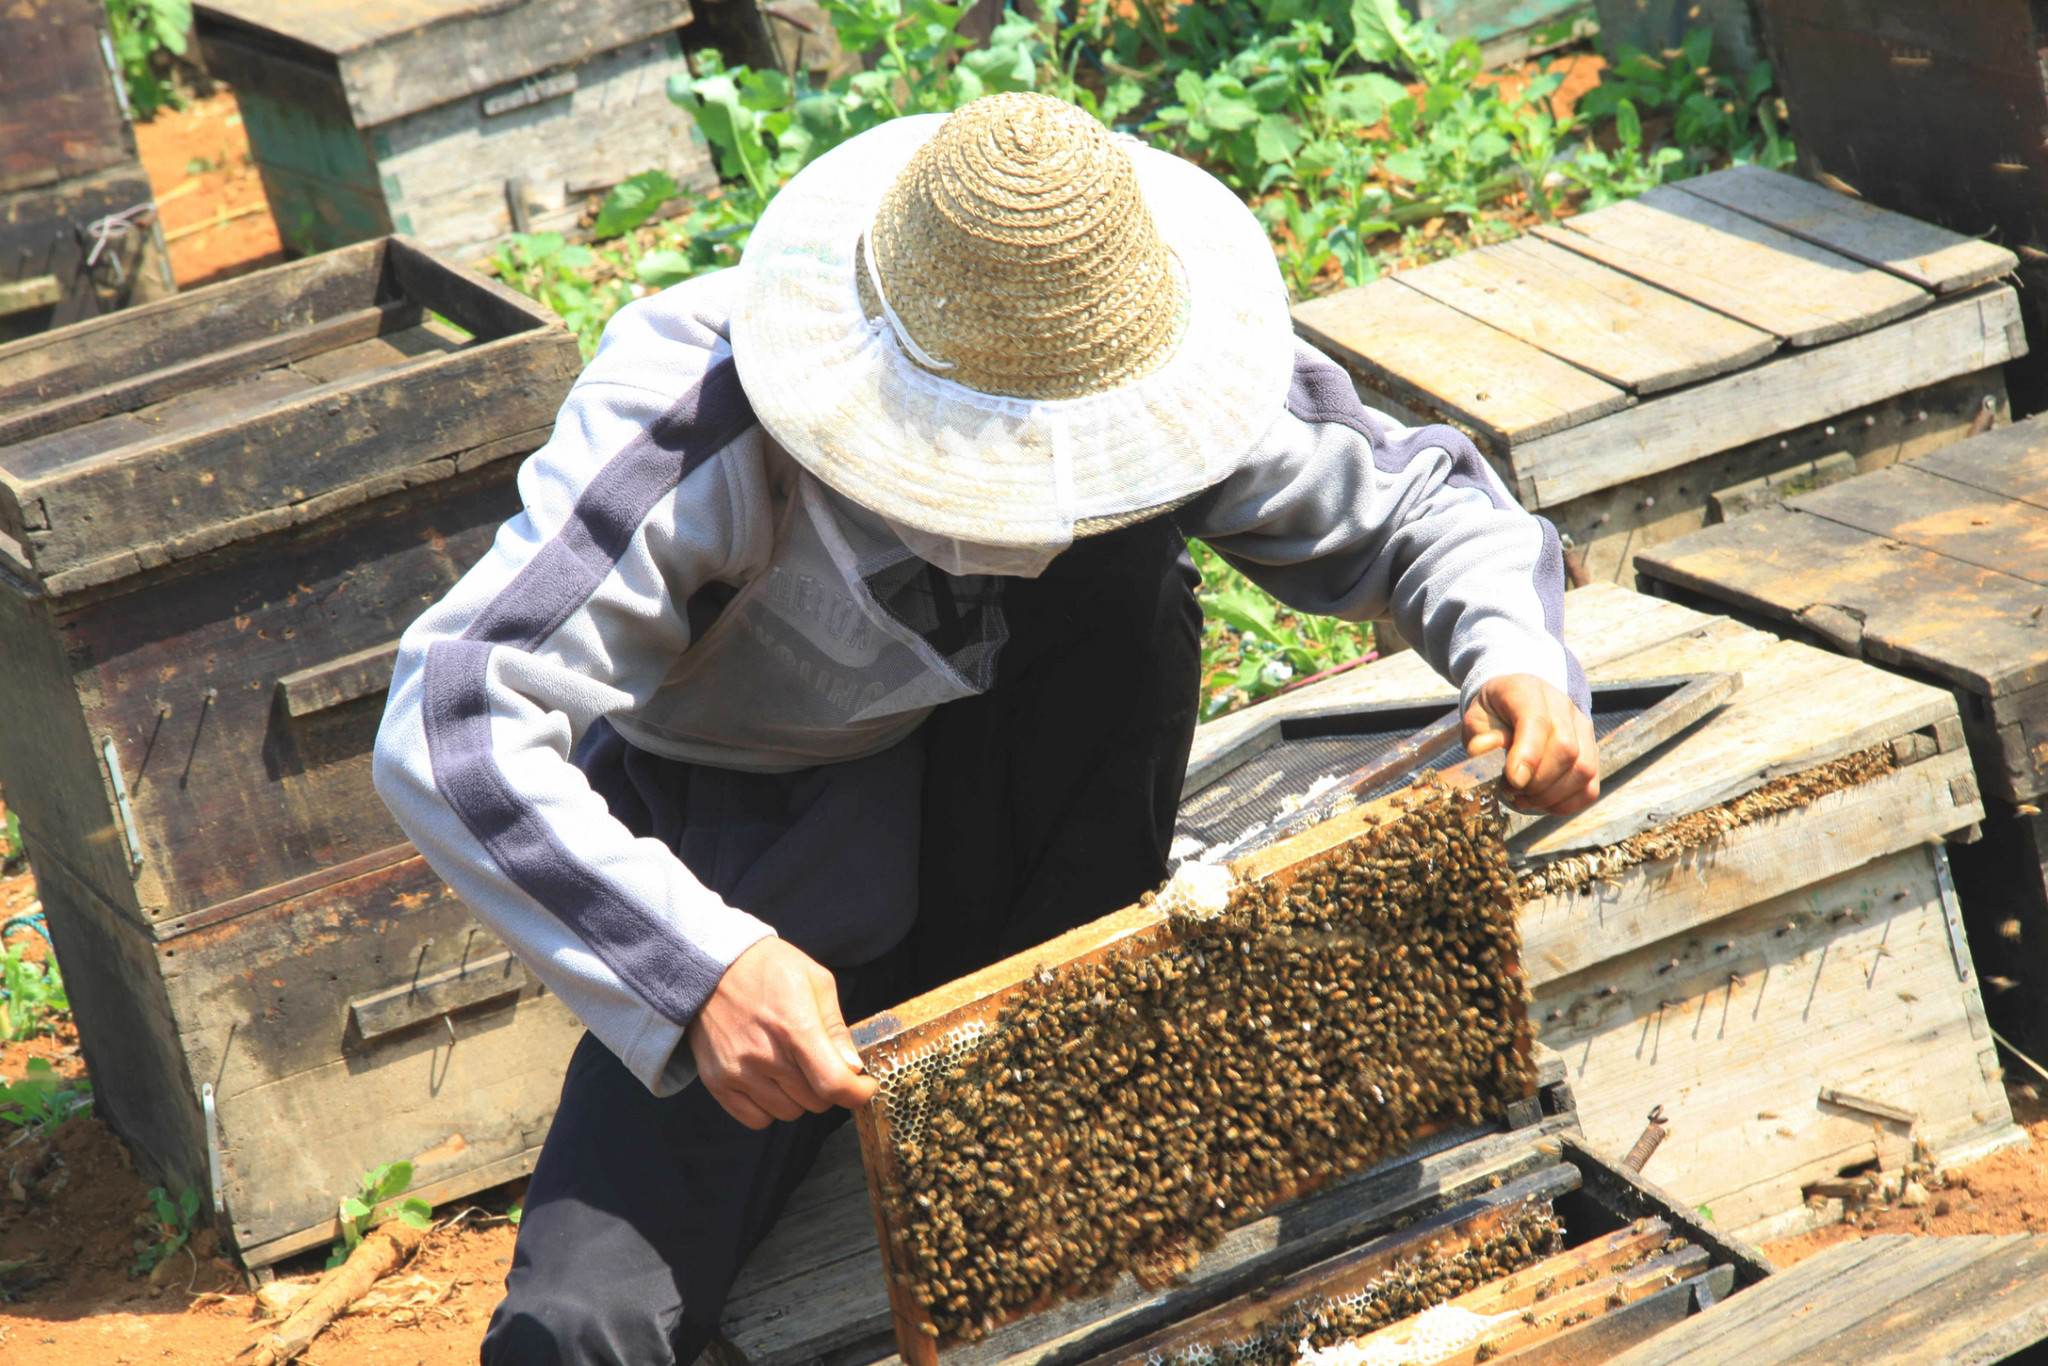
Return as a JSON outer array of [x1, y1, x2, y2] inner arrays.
[[1185, 341, 1588, 713], [372, 276, 776, 1096]]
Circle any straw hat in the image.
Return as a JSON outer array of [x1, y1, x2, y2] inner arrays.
[[730, 93, 1294, 549]]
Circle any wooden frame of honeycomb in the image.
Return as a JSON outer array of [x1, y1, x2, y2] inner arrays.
[[850, 751, 1538, 1366]]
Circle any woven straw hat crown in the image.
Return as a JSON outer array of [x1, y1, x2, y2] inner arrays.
[[857, 92, 1189, 400]]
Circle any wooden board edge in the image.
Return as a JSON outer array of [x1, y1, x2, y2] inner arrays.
[[1516, 286, 2022, 508]]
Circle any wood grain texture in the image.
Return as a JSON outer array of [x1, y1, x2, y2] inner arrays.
[[0, 0, 135, 191], [1513, 285, 2022, 507], [1397, 235, 1779, 393], [1791, 463, 2048, 586], [1598, 1236, 1909, 1366], [0, 241, 388, 409], [366, 37, 718, 261], [1073, 1168, 1586, 1366], [1605, 1234, 2048, 1366], [1292, 277, 1630, 465], [1521, 626, 1958, 856], [1536, 844, 2015, 1236], [0, 237, 575, 587], [195, 0, 692, 125], [159, 852, 583, 1256], [1637, 507, 2048, 698], [1531, 187, 1929, 346], [1906, 411, 2048, 509], [1672, 165, 2017, 295], [1519, 748, 1980, 988]]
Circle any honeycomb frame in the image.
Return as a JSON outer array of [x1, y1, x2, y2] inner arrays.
[[849, 754, 1536, 1366]]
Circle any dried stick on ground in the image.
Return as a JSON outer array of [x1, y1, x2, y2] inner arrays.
[[228, 1220, 431, 1366]]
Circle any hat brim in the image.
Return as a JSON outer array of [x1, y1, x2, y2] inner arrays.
[[729, 115, 1296, 548]]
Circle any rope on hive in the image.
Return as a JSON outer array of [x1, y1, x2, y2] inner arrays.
[[1515, 743, 1898, 900]]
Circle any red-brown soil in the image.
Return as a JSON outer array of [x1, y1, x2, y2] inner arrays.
[[1764, 1089, 2048, 1268], [131, 90, 285, 290]]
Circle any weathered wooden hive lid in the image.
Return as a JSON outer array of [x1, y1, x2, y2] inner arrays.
[[194, 0, 694, 126], [0, 236, 578, 599]]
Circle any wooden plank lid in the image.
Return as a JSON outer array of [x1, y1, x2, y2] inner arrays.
[[0, 237, 577, 597]]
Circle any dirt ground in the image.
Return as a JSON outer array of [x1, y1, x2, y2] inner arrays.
[[131, 91, 284, 290]]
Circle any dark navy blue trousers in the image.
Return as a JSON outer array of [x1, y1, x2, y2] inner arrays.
[[481, 517, 1201, 1365]]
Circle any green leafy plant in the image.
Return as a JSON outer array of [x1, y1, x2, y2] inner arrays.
[[0, 1057, 93, 1138], [132, 1185, 201, 1277], [1552, 98, 1683, 212], [1, 934, 67, 1043], [2, 809, 23, 873], [102, 0, 192, 119], [593, 171, 680, 240], [328, 1161, 433, 1269], [1193, 541, 1372, 719], [1576, 28, 1794, 174]]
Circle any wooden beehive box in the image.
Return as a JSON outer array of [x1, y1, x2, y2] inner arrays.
[[1292, 167, 2021, 592], [1189, 582, 2016, 1247], [1634, 414, 2048, 1065], [193, 0, 716, 261], [2, 0, 173, 342], [0, 237, 585, 1266]]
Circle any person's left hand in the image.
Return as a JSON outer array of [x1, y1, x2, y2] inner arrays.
[[1463, 674, 1600, 816]]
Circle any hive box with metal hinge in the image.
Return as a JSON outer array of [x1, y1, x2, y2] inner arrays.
[[193, 0, 717, 261], [0, 236, 583, 1267]]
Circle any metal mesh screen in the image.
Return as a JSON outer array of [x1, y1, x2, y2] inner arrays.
[[1179, 702, 1651, 861]]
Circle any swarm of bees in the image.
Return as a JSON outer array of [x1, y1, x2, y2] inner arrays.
[[873, 781, 1537, 1342]]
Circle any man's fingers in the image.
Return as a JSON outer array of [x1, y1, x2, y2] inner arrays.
[[799, 973, 878, 1109], [710, 1083, 778, 1130], [1504, 710, 1555, 791], [1462, 699, 1509, 758]]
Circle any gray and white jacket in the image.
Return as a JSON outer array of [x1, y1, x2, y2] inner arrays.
[[372, 268, 1585, 1095]]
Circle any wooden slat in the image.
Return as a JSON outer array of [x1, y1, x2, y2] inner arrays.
[[1599, 1237, 1913, 1366], [1397, 236, 1779, 393], [0, 301, 424, 448], [1333, 1244, 1712, 1365], [1672, 165, 2017, 295], [1531, 187, 1929, 346], [1797, 1234, 2048, 1365], [1490, 1271, 1725, 1366], [1904, 411, 2048, 511], [1519, 749, 1980, 988], [1292, 278, 1630, 459], [1637, 509, 2048, 697], [1512, 285, 2022, 508], [1077, 1168, 1592, 1366], [1521, 626, 1959, 856], [1791, 463, 2048, 587], [0, 241, 388, 409], [1719, 1236, 2016, 1366]]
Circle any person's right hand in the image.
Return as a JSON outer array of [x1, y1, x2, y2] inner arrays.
[[686, 937, 878, 1129]]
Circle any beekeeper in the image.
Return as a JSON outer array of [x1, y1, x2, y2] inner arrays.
[[373, 91, 1598, 1366]]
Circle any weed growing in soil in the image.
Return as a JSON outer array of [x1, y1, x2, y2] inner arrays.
[[0, 936, 67, 1042], [2, 809, 22, 874], [0, 1057, 92, 1137], [329, 1161, 434, 1268], [132, 1184, 201, 1277], [1194, 542, 1372, 719]]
